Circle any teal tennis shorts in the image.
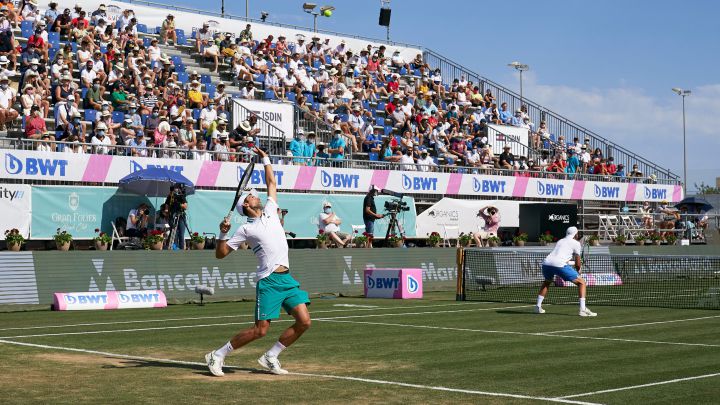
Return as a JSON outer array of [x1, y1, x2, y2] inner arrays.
[[255, 271, 310, 321]]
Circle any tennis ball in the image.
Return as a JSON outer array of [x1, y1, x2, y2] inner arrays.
[[323, 9, 332, 17]]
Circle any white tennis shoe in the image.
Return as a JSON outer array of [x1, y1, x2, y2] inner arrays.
[[205, 351, 225, 377], [534, 306, 546, 314], [579, 308, 597, 317], [258, 353, 289, 375]]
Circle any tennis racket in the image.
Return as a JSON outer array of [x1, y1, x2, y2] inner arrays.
[[225, 161, 255, 222]]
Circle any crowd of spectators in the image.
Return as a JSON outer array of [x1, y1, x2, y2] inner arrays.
[[0, 1, 660, 181]]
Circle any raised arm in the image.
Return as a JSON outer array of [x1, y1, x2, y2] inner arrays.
[[254, 147, 276, 202]]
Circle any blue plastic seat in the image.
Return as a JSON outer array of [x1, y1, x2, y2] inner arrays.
[[369, 152, 379, 161], [200, 74, 212, 84], [264, 89, 275, 100], [205, 83, 216, 99], [286, 92, 296, 102], [192, 109, 202, 120], [176, 72, 189, 84], [375, 117, 384, 126], [112, 111, 125, 124], [137, 24, 148, 34], [20, 21, 33, 38], [84, 109, 98, 122]]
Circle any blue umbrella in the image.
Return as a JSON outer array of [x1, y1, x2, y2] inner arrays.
[[674, 196, 713, 213], [119, 167, 195, 197]]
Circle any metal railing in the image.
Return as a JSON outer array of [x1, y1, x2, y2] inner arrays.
[[4, 138, 676, 186], [228, 98, 287, 156], [422, 49, 680, 183]]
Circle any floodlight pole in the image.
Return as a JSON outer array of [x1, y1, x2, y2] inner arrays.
[[672, 88, 691, 194], [246, 0, 249, 20], [313, 13, 318, 33]]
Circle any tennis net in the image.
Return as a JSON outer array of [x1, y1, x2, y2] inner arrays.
[[462, 249, 720, 309]]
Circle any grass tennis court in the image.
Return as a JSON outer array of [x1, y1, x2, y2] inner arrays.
[[1, 292, 718, 404]]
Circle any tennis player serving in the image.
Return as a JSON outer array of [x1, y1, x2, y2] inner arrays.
[[535, 226, 597, 317], [205, 147, 311, 376]]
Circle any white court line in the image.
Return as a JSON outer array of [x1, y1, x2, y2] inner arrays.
[[558, 372, 720, 399], [0, 305, 533, 339], [317, 319, 720, 348], [0, 339, 601, 405], [545, 315, 720, 334], [0, 301, 492, 332]]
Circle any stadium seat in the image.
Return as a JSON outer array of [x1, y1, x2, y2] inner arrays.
[[112, 111, 125, 124], [176, 72, 189, 84], [200, 74, 212, 84], [264, 89, 275, 100], [137, 24, 148, 34], [368, 152, 379, 161], [48, 48, 58, 62], [205, 83, 215, 99], [70, 42, 78, 52], [143, 37, 152, 47], [286, 92, 296, 102], [375, 117, 384, 127], [20, 21, 33, 38], [192, 109, 202, 121], [384, 126, 393, 135], [81, 88, 88, 100], [170, 55, 183, 66], [399, 67, 408, 75], [305, 94, 314, 104], [174, 65, 186, 73], [84, 109, 97, 122], [175, 28, 185, 37], [325, 55, 332, 65], [377, 102, 385, 111]]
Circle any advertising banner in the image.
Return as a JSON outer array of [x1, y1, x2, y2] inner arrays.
[[487, 124, 530, 158], [52, 290, 168, 311], [30, 186, 416, 239], [0, 149, 683, 202], [20, 249, 460, 305], [233, 99, 294, 140], [0, 184, 31, 238], [415, 198, 522, 237]]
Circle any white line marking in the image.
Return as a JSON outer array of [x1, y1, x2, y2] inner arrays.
[[0, 305, 533, 339], [316, 319, 720, 348], [558, 372, 720, 399], [0, 339, 601, 405], [0, 301, 491, 332], [545, 315, 720, 334], [332, 304, 380, 308]]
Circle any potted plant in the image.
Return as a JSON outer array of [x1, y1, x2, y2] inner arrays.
[[587, 234, 600, 246], [190, 232, 206, 250], [353, 232, 370, 248], [316, 229, 329, 249], [93, 228, 111, 251], [664, 233, 677, 245], [53, 228, 73, 251], [144, 230, 165, 250], [634, 234, 646, 246], [4, 228, 24, 251], [387, 233, 403, 248], [538, 231, 555, 246], [649, 232, 662, 245], [614, 234, 627, 246], [458, 232, 473, 247], [513, 232, 528, 247], [427, 232, 442, 247], [487, 236, 501, 247]]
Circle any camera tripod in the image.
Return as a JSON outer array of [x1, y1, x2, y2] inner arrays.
[[167, 211, 191, 250], [384, 210, 406, 247]]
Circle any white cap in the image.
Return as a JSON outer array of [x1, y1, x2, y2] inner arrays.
[[566, 227, 578, 238], [236, 188, 259, 215]]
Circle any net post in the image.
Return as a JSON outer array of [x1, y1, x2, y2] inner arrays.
[[456, 246, 465, 301]]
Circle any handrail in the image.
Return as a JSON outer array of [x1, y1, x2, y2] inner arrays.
[[3, 138, 678, 186], [117, 0, 422, 49], [227, 98, 287, 155], [422, 48, 680, 182]]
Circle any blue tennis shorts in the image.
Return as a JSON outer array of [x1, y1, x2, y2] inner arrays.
[[364, 219, 375, 235], [255, 271, 310, 321], [542, 264, 580, 282]]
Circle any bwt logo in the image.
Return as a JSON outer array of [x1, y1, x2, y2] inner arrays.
[[407, 275, 419, 293], [238, 167, 284, 186], [118, 292, 161, 304], [594, 185, 620, 198], [320, 170, 359, 188], [130, 161, 184, 174], [402, 174, 438, 191], [537, 182, 565, 197], [473, 178, 507, 193], [644, 187, 667, 200], [366, 275, 399, 290], [548, 214, 571, 223], [64, 294, 107, 305], [4, 153, 68, 176]]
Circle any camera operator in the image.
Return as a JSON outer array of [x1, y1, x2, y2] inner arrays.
[[165, 184, 189, 249], [363, 185, 385, 248], [126, 203, 150, 238]]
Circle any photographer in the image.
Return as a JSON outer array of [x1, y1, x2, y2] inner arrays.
[[126, 203, 150, 238], [473, 205, 501, 247], [165, 184, 188, 249], [363, 185, 385, 248]]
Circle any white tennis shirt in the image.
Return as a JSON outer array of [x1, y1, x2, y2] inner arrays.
[[226, 198, 289, 280], [543, 236, 582, 268]]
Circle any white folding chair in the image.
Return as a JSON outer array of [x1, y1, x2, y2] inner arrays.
[[442, 225, 460, 247], [598, 215, 618, 241], [111, 221, 130, 251], [348, 224, 366, 248]]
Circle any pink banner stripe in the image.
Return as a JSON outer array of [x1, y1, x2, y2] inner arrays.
[[195, 161, 222, 187], [53, 293, 66, 311], [571, 180, 586, 200], [294, 166, 317, 190], [81, 154, 113, 182], [673, 185, 683, 202], [512, 176, 529, 197], [154, 290, 168, 308], [445, 173, 463, 195], [370, 170, 390, 190], [104, 291, 119, 310], [625, 183, 637, 201]]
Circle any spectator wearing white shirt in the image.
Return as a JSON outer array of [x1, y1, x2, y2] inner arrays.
[[199, 103, 217, 131], [416, 148, 437, 172], [264, 68, 284, 99], [192, 139, 213, 161], [0, 75, 18, 129], [80, 61, 97, 88], [399, 147, 417, 171], [91, 122, 113, 154], [318, 201, 351, 247]]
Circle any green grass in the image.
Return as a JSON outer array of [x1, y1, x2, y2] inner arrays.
[[0, 292, 718, 404]]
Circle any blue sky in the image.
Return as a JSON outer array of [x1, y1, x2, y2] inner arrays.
[[159, 0, 719, 192]]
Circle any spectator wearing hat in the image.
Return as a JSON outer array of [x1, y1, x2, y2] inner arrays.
[[90, 3, 107, 25], [61, 111, 86, 143], [213, 130, 233, 162], [187, 79, 207, 109], [91, 121, 112, 154], [45, 2, 59, 26], [579, 145, 591, 173], [178, 118, 197, 150], [19, 82, 43, 117], [36, 132, 55, 152], [160, 14, 176, 45], [24, 104, 46, 139], [498, 145, 516, 170], [118, 117, 137, 147], [264, 67, 284, 100], [318, 201, 351, 247], [198, 100, 217, 131], [0, 74, 16, 129], [289, 128, 307, 165], [328, 129, 347, 162]]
